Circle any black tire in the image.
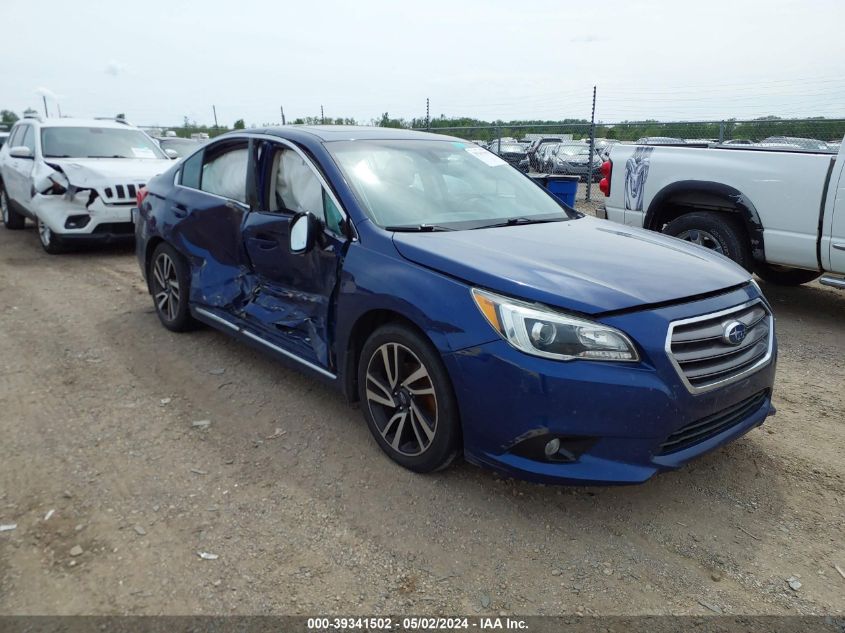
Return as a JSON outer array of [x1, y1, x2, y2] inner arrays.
[[663, 212, 752, 270], [36, 218, 65, 254], [150, 242, 195, 332], [754, 262, 821, 286], [1, 183, 26, 230], [358, 323, 460, 473]]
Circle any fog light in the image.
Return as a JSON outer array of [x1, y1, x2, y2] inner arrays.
[[544, 438, 561, 457]]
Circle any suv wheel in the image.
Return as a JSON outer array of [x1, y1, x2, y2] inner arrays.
[[358, 323, 460, 473], [663, 212, 752, 270], [150, 242, 195, 332], [37, 218, 64, 254], [1, 184, 25, 230]]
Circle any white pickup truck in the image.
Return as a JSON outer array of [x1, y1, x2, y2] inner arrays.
[[598, 138, 845, 288]]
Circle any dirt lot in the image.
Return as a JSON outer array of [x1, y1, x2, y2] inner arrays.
[[0, 214, 843, 617]]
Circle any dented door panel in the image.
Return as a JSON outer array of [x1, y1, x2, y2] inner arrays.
[[241, 210, 343, 370]]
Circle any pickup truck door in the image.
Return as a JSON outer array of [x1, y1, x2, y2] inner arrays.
[[827, 157, 845, 273], [240, 139, 349, 373]]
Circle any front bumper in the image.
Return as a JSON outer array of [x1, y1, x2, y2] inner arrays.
[[34, 195, 135, 240], [443, 285, 777, 485]]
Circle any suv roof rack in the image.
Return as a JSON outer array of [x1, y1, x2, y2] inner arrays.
[[23, 112, 42, 121], [94, 116, 131, 125]]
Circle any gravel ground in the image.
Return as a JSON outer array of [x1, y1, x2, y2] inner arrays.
[[0, 215, 843, 616]]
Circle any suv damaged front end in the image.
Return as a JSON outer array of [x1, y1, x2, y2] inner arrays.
[[31, 160, 161, 242]]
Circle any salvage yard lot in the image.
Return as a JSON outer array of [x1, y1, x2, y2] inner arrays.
[[0, 218, 843, 616]]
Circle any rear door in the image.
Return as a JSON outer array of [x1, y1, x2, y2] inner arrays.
[[240, 138, 349, 372], [170, 138, 255, 311]]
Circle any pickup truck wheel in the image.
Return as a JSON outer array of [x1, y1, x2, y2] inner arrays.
[[150, 243, 195, 332], [1, 186, 25, 230], [358, 323, 460, 474], [754, 263, 822, 286], [663, 212, 752, 270], [37, 219, 65, 254]]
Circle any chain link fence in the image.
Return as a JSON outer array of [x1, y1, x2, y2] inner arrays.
[[413, 119, 845, 210]]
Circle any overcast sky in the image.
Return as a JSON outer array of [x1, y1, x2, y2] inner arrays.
[[1, 0, 843, 126]]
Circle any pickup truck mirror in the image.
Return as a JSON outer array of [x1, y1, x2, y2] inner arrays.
[[290, 212, 318, 254], [9, 146, 33, 159]]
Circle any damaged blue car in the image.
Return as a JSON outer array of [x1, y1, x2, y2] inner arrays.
[[134, 126, 776, 484]]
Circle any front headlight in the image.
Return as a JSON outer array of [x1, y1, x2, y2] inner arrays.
[[471, 288, 639, 362]]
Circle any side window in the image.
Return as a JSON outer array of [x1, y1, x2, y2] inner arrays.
[[7, 126, 23, 147], [200, 143, 248, 203], [267, 146, 344, 234], [180, 150, 203, 189], [20, 126, 35, 153]]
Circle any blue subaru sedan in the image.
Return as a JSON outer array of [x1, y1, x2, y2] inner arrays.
[[134, 126, 776, 484]]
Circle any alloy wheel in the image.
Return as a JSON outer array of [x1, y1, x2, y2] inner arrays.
[[365, 342, 438, 457], [152, 252, 181, 323], [676, 229, 725, 255], [37, 219, 52, 246]]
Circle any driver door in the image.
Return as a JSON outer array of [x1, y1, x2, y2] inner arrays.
[[240, 140, 349, 372]]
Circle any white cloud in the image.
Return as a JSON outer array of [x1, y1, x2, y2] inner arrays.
[[35, 86, 63, 101], [105, 60, 126, 77]]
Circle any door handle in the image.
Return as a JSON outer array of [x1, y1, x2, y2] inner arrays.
[[173, 203, 189, 218], [252, 234, 279, 250], [833, 243, 845, 252]]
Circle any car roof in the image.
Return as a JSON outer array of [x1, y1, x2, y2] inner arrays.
[[246, 125, 464, 143], [25, 117, 139, 130]]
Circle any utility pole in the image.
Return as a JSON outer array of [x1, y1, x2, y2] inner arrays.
[[426, 98, 430, 131], [280, 106, 286, 125], [586, 85, 597, 202], [212, 105, 218, 129], [42, 96, 48, 118], [321, 105, 325, 124], [57, 103, 62, 118]]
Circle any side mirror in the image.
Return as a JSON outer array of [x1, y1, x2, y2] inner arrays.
[[164, 148, 179, 159], [289, 212, 319, 254], [9, 146, 33, 159]]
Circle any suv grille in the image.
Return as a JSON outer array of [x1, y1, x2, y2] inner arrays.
[[657, 389, 768, 454], [103, 183, 146, 203], [667, 300, 773, 392]]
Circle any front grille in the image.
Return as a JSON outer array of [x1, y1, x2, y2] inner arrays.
[[667, 300, 773, 392], [657, 389, 768, 454], [102, 183, 146, 202]]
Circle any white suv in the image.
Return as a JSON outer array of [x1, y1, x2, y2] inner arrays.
[[0, 116, 174, 253]]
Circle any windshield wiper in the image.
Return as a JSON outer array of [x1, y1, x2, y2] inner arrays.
[[87, 155, 129, 158], [385, 224, 455, 232], [472, 216, 566, 229]]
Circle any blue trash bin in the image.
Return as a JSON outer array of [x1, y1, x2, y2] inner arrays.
[[529, 174, 579, 208]]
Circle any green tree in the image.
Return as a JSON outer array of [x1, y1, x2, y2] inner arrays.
[[1, 110, 19, 127], [116, 113, 126, 120], [233, 119, 245, 129]]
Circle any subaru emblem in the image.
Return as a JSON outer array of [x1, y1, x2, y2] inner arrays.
[[723, 320, 747, 345]]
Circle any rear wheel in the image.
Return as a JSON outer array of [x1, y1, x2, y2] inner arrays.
[[1, 184, 26, 230], [37, 218, 65, 254], [150, 242, 195, 332], [358, 323, 460, 473], [754, 263, 821, 286], [663, 212, 752, 270]]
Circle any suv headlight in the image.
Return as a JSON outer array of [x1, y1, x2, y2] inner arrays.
[[472, 288, 639, 362]]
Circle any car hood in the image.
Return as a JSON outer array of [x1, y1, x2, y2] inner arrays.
[[44, 157, 173, 189], [391, 217, 751, 315]]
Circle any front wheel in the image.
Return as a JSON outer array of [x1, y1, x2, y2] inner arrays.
[[37, 218, 65, 254], [754, 263, 821, 286], [358, 323, 460, 473], [663, 212, 752, 270]]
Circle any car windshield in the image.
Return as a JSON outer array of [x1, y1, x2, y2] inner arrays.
[[559, 145, 591, 156], [41, 127, 167, 159], [327, 139, 575, 229], [498, 143, 524, 153]]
